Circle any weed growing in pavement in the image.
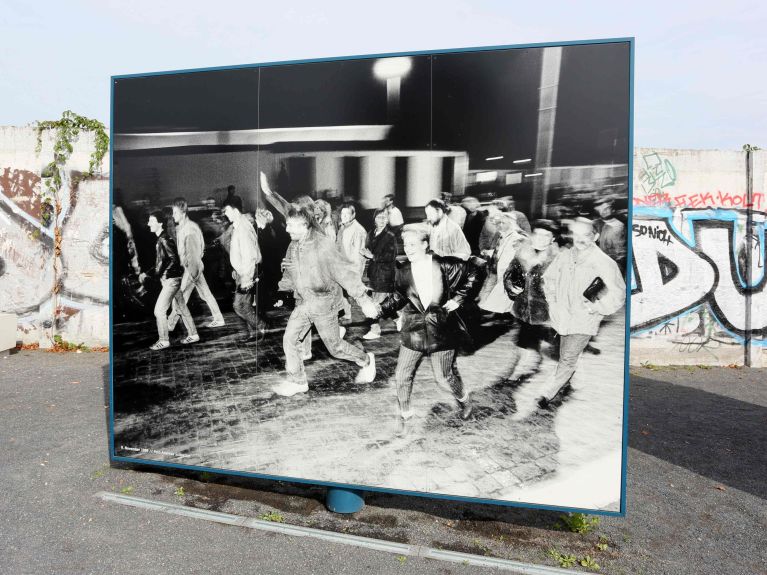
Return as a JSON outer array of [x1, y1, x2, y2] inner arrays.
[[120, 486, 134, 495], [640, 361, 662, 371], [259, 510, 284, 523], [174, 486, 185, 497], [472, 538, 492, 556], [90, 465, 107, 480], [396, 555, 407, 564], [547, 548, 577, 568], [579, 555, 601, 570], [596, 535, 609, 552], [556, 512, 600, 534], [52, 335, 90, 352]]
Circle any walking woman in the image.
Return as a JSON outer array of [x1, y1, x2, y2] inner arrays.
[[139, 211, 199, 350]]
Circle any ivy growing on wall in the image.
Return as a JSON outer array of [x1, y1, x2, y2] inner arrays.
[[34, 110, 109, 339]]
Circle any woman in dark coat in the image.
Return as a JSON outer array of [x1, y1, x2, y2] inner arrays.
[[361, 209, 398, 340], [503, 219, 559, 378], [377, 224, 481, 436]]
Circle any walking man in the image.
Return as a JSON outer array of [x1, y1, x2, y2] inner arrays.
[[274, 206, 379, 397], [168, 197, 225, 330], [538, 217, 625, 407], [221, 196, 265, 343], [425, 199, 471, 261], [336, 202, 368, 323]]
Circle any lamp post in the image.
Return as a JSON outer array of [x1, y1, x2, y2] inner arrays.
[[373, 57, 412, 123]]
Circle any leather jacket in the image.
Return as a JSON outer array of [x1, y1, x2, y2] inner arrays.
[[379, 254, 483, 353], [149, 232, 183, 280]]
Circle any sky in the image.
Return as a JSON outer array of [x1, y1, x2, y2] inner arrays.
[[1, 0, 764, 150]]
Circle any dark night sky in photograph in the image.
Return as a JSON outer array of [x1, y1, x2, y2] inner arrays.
[[431, 48, 542, 168], [113, 68, 260, 133], [553, 42, 631, 166], [114, 42, 631, 167]]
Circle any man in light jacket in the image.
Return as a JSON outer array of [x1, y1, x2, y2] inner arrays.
[[335, 202, 368, 323], [222, 196, 265, 342], [539, 217, 625, 406], [425, 199, 471, 261], [168, 197, 225, 330]]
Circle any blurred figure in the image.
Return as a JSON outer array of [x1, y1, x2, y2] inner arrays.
[[478, 212, 525, 314], [593, 197, 627, 271], [382, 194, 404, 232], [504, 219, 560, 387], [139, 211, 199, 350], [377, 224, 481, 436], [493, 196, 531, 234], [274, 206, 379, 397], [168, 197, 226, 330], [336, 202, 368, 323], [537, 218, 626, 408], [221, 184, 242, 210], [255, 207, 288, 314], [260, 172, 292, 218], [425, 199, 471, 261], [361, 209, 398, 339], [444, 192, 467, 228], [460, 196, 487, 256], [314, 199, 337, 240]]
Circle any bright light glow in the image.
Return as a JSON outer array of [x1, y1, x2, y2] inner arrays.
[[524, 172, 543, 178], [485, 156, 503, 161], [373, 57, 413, 80], [475, 171, 498, 183], [513, 158, 532, 164]]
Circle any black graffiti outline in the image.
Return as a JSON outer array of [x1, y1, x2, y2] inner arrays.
[[631, 218, 719, 331], [692, 219, 767, 338], [632, 217, 767, 338]]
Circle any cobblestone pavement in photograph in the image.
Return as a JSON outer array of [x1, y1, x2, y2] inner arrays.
[[113, 301, 625, 510]]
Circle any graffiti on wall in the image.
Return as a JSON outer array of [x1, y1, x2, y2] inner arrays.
[[631, 151, 766, 355], [0, 166, 109, 345]]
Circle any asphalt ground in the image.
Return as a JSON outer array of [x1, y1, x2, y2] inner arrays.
[[1, 350, 765, 575]]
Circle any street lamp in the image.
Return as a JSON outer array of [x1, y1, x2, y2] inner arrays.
[[373, 57, 412, 122]]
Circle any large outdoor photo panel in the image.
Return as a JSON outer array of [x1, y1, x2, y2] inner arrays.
[[111, 39, 633, 514]]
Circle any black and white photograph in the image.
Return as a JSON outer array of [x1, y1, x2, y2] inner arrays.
[[111, 40, 632, 512]]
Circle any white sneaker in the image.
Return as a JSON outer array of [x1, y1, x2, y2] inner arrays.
[[272, 380, 309, 397], [354, 352, 376, 383], [339, 326, 346, 339], [206, 319, 226, 328], [362, 329, 381, 340]]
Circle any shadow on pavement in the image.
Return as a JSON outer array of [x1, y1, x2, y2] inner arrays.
[[629, 374, 766, 499]]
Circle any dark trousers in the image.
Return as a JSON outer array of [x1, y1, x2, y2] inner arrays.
[[233, 290, 265, 336], [394, 346, 467, 418], [517, 322, 552, 351]]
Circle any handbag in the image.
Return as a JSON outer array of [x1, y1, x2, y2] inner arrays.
[[583, 276, 607, 303]]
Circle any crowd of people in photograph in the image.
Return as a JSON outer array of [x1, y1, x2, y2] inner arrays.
[[113, 172, 627, 431]]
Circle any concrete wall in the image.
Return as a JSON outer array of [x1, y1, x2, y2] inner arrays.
[[4, 124, 767, 364], [630, 148, 767, 366], [0, 126, 109, 346]]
